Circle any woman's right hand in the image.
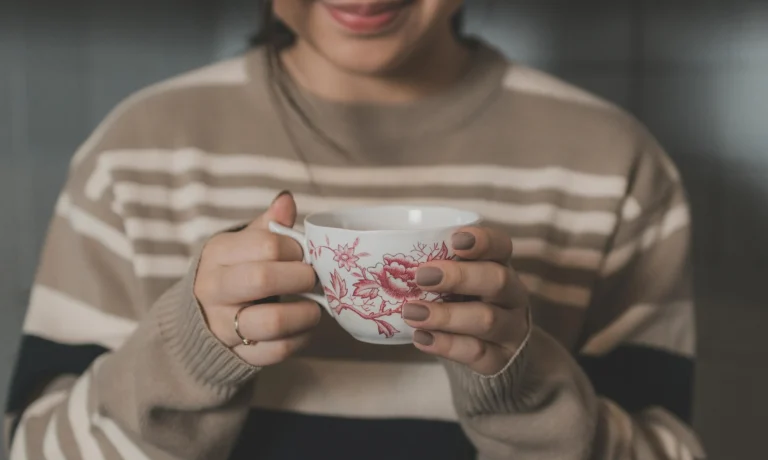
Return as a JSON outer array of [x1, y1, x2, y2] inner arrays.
[[194, 192, 320, 366]]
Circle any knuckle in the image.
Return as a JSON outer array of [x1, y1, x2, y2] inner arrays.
[[258, 233, 281, 261], [248, 264, 272, 289], [272, 340, 295, 361], [193, 274, 215, 303], [478, 306, 497, 334], [467, 339, 488, 363], [491, 264, 509, 296], [260, 310, 284, 338]]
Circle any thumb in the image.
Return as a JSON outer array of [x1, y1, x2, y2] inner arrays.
[[250, 190, 297, 230]]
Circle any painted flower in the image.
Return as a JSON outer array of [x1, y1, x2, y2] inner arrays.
[[332, 244, 360, 271], [366, 254, 423, 306]]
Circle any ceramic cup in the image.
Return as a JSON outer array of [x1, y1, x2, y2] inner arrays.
[[269, 205, 481, 345]]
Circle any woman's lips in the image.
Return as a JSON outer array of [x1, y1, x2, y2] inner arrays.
[[322, 1, 414, 34]]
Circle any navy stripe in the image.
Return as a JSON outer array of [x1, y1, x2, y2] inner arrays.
[[4, 335, 108, 440], [230, 409, 475, 460], [578, 345, 694, 422]]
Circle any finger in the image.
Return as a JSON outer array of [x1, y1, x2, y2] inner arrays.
[[402, 301, 526, 348], [451, 226, 512, 263], [246, 190, 297, 231], [209, 300, 322, 348], [205, 261, 317, 305], [204, 230, 304, 265], [412, 330, 513, 376], [416, 261, 528, 307], [233, 331, 313, 366]]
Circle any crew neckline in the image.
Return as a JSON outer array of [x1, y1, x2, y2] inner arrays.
[[244, 39, 510, 156]]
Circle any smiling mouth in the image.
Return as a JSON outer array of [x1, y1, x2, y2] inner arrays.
[[321, 0, 416, 34]]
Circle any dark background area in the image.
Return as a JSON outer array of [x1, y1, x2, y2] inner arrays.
[[2, 0, 767, 458]]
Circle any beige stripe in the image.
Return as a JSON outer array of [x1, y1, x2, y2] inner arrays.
[[504, 65, 615, 110], [251, 357, 457, 421], [113, 182, 617, 235], [56, 193, 132, 260], [580, 304, 658, 356], [10, 391, 67, 460], [42, 416, 65, 460], [86, 148, 628, 200], [602, 203, 690, 276], [37, 216, 142, 318], [92, 412, 151, 460], [68, 373, 105, 460], [24, 285, 137, 349], [72, 58, 247, 167], [518, 273, 591, 308], [627, 301, 696, 357]]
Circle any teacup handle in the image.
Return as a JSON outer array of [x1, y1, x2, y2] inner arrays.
[[268, 221, 333, 316]]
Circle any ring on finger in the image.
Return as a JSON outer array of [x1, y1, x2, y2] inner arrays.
[[234, 305, 257, 346]]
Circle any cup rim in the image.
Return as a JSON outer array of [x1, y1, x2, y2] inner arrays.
[[304, 205, 482, 234]]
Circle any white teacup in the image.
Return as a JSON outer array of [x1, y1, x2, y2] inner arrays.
[[269, 205, 481, 345]]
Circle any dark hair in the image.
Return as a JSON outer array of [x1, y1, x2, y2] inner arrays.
[[250, 1, 466, 49]]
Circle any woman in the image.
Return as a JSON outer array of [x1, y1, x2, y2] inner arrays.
[[5, 1, 704, 459]]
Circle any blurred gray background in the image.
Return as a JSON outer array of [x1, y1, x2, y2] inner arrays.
[[2, 0, 767, 458]]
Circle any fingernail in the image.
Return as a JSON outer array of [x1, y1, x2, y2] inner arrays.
[[413, 330, 435, 346], [402, 303, 430, 321], [272, 190, 292, 204], [416, 267, 443, 286], [452, 232, 476, 250]]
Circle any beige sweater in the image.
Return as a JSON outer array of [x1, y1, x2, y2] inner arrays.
[[5, 42, 704, 459]]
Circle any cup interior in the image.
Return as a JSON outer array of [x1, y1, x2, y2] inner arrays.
[[305, 205, 480, 232]]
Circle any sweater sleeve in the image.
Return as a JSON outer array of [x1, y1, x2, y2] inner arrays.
[[442, 136, 706, 459], [3, 111, 258, 460]]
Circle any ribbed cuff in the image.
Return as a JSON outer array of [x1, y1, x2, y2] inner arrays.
[[442, 309, 533, 415], [155, 235, 259, 390]]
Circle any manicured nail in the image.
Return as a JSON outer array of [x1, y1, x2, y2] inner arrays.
[[452, 232, 476, 250], [416, 267, 443, 286], [272, 190, 292, 204], [413, 330, 435, 346], [402, 303, 430, 321]]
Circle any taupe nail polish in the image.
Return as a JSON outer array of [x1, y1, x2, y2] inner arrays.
[[452, 232, 476, 250], [416, 267, 443, 286], [272, 190, 292, 204], [402, 303, 430, 321], [413, 330, 435, 346]]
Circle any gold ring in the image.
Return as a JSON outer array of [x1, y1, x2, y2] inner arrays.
[[234, 305, 256, 346]]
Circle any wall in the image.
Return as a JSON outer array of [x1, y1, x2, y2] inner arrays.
[[2, 1, 767, 458]]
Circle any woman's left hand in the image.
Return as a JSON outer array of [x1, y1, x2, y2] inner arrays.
[[404, 227, 531, 376]]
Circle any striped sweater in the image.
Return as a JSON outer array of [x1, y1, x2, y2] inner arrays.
[[4, 42, 704, 459]]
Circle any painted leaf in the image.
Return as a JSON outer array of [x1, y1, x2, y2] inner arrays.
[[374, 319, 400, 338]]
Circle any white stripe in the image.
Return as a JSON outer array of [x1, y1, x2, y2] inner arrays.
[[621, 197, 642, 220], [650, 423, 693, 460], [56, 194, 133, 260], [92, 413, 151, 460], [581, 301, 696, 357], [581, 304, 658, 355], [627, 301, 696, 357], [9, 392, 67, 460], [43, 416, 66, 460], [86, 148, 627, 200], [513, 237, 603, 270], [504, 65, 615, 110], [68, 373, 105, 460], [114, 182, 617, 236], [602, 203, 690, 275], [519, 273, 591, 308], [9, 422, 28, 460], [134, 254, 191, 278], [24, 285, 137, 350], [73, 58, 247, 167], [251, 357, 457, 421]]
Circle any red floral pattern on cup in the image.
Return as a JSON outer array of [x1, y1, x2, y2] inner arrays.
[[309, 237, 452, 338]]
